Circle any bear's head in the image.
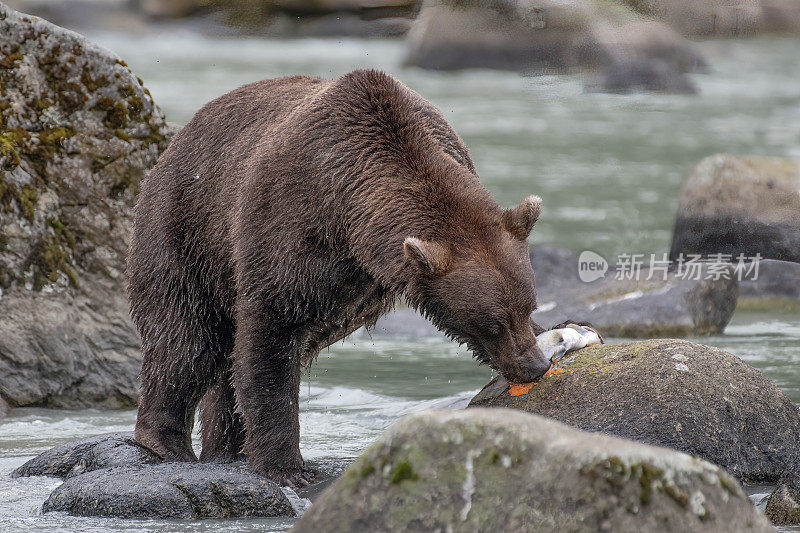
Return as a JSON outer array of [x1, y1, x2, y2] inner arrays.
[[403, 195, 549, 383]]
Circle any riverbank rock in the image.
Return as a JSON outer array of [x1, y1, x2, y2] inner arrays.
[[42, 462, 296, 519], [404, 0, 706, 79], [470, 339, 800, 484], [11, 433, 160, 479], [621, 0, 800, 36], [293, 409, 772, 532], [670, 154, 800, 265], [0, 5, 171, 409]]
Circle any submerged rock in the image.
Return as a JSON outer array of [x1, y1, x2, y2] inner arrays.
[[293, 409, 772, 532], [586, 58, 698, 94], [469, 339, 800, 484], [11, 432, 160, 479], [670, 154, 800, 265], [404, 0, 705, 75], [0, 4, 171, 409], [42, 461, 296, 519]]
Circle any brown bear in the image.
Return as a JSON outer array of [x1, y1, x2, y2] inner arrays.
[[127, 69, 552, 487]]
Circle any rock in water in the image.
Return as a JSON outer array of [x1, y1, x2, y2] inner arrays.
[[0, 4, 171, 408], [42, 462, 296, 519], [532, 266, 738, 337], [469, 339, 800, 484], [14, 432, 298, 519], [670, 154, 800, 264], [403, 0, 706, 75], [11, 432, 160, 479], [292, 409, 772, 532]]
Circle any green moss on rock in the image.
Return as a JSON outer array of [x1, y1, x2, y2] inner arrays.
[[390, 461, 419, 485]]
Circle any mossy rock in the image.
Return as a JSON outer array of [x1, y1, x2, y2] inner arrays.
[[0, 3, 173, 409], [293, 409, 772, 532], [469, 339, 800, 484]]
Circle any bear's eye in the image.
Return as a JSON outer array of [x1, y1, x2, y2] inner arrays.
[[480, 319, 503, 337]]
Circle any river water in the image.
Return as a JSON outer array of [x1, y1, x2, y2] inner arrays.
[[1, 29, 799, 532]]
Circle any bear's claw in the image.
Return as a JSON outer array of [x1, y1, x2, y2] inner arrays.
[[263, 466, 317, 489]]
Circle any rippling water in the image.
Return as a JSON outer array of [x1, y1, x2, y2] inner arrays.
[[1, 29, 799, 532]]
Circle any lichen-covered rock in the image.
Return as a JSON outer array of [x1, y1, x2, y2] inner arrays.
[[470, 339, 800, 484], [670, 154, 800, 265], [11, 432, 161, 479], [0, 4, 171, 408], [403, 0, 706, 78], [42, 461, 296, 519], [293, 409, 773, 532]]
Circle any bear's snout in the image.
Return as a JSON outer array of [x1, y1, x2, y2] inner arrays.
[[499, 345, 550, 383]]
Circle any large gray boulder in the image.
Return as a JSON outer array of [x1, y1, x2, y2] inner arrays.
[[0, 4, 171, 409], [293, 409, 773, 532], [469, 339, 800, 484], [404, 0, 706, 80], [670, 154, 800, 265]]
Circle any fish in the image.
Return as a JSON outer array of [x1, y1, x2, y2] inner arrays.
[[506, 324, 604, 396], [536, 324, 604, 363]]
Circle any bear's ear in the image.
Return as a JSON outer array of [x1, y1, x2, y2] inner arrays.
[[403, 237, 451, 275], [502, 195, 542, 240]]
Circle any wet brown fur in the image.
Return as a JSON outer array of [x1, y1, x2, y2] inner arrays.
[[127, 70, 549, 486]]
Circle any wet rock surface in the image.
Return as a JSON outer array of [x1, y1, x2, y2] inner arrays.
[[11, 432, 160, 479], [469, 339, 800, 484], [13, 432, 298, 519], [670, 154, 800, 264], [293, 409, 773, 532], [0, 4, 171, 409], [42, 462, 296, 519]]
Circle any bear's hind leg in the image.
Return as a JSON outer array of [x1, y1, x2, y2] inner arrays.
[[199, 366, 246, 463], [134, 299, 228, 463]]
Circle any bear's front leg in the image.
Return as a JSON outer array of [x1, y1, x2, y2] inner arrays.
[[231, 305, 315, 488]]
